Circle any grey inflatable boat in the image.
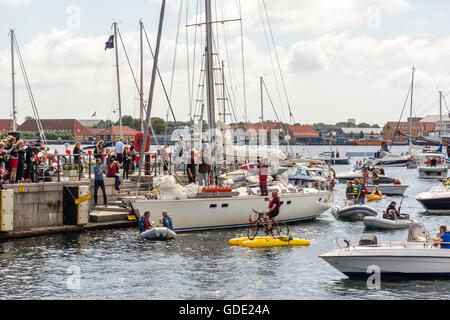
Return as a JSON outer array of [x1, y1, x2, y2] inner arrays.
[[363, 216, 414, 230], [332, 204, 378, 220], [140, 227, 177, 240]]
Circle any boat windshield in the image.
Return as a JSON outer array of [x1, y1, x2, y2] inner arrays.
[[429, 184, 450, 193]]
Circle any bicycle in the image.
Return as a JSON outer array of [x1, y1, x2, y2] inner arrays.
[[247, 209, 289, 240]]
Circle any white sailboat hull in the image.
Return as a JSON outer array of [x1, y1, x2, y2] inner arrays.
[[130, 190, 333, 232]]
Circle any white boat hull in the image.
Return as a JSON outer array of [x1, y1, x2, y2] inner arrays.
[[130, 190, 333, 232], [320, 246, 450, 278], [418, 166, 448, 180], [365, 184, 409, 196]]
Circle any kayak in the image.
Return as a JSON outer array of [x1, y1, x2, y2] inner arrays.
[[140, 227, 177, 240], [332, 204, 378, 220], [366, 194, 386, 202], [363, 216, 415, 230], [229, 236, 310, 248]]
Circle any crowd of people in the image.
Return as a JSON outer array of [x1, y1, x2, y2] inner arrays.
[[0, 135, 48, 188]]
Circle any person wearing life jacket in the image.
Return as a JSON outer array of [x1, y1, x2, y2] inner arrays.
[[140, 211, 153, 233], [353, 179, 362, 204], [264, 191, 281, 233], [384, 202, 400, 220], [371, 186, 382, 196], [431, 225, 450, 249], [393, 179, 401, 185]]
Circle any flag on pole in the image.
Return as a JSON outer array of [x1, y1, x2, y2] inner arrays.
[[105, 35, 114, 50], [241, 160, 255, 170]]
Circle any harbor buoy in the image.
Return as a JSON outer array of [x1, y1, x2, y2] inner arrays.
[[229, 236, 310, 248]]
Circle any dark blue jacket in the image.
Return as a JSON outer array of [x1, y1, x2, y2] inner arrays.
[[162, 216, 174, 230], [140, 217, 151, 233]]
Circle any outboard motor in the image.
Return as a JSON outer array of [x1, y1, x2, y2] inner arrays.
[[359, 234, 378, 246]]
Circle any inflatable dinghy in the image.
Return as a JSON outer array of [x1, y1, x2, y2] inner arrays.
[[363, 216, 414, 230], [332, 204, 378, 220], [229, 236, 310, 248], [140, 227, 177, 240]]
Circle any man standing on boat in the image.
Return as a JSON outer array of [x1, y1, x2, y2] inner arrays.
[[258, 159, 269, 196]]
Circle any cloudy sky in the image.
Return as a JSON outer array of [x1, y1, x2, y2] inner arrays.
[[1, 0, 450, 127]]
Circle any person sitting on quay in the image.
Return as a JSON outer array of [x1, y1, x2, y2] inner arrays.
[[140, 211, 152, 233], [431, 225, 450, 249], [107, 155, 121, 192], [161, 211, 174, 231]]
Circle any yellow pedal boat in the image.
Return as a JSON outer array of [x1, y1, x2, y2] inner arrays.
[[229, 236, 310, 248]]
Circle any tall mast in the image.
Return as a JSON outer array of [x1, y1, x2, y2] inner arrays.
[[113, 22, 123, 139], [260, 76, 264, 130], [137, 0, 166, 181], [205, 0, 216, 145], [409, 67, 415, 153], [139, 19, 144, 133], [439, 90, 443, 139], [10, 29, 17, 131]]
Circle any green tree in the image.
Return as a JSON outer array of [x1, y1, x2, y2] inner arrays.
[[151, 117, 167, 135], [359, 131, 365, 139]]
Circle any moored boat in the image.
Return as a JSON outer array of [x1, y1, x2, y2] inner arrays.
[[320, 224, 450, 279]]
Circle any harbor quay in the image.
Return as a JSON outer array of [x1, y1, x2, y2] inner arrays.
[[0, 177, 144, 240]]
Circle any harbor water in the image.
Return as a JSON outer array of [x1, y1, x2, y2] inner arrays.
[[0, 145, 449, 300]]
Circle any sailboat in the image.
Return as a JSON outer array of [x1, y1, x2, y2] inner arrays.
[[129, 0, 334, 232]]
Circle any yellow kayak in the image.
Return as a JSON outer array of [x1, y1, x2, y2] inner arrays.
[[229, 236, 310, 248], [366, 194, 386, 202]]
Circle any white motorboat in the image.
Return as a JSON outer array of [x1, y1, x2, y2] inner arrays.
[[417, 153, 448, 180], [331, 204, 378, 220], [365, 184, 409, 196], [373, 151, 412, 167], [320, 224, 450, 279], [363, 216, 414, 230], [416, 184, 450, 214]]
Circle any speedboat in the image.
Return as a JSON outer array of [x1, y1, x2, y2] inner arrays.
[[417, 153, 448, 180], [365, 183, 409, 196], [373, 151, 412, 167], [363, 216, 414, 230], [331, 204, 378, 220], [320, 224, 450, 279], [285, 165, 329, 189], [416, 184, 450, 215]]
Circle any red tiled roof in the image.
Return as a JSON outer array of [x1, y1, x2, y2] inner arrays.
[[17, 119, 92, 136], [97, 126, 138, 136], [384, 121, 435, 132], [0, 119, 15, 132], [288, 125, 319, 137]]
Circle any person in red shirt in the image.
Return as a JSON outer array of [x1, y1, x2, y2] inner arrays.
[[107, 156, 121, 191], [258, 159, 269, 196]]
